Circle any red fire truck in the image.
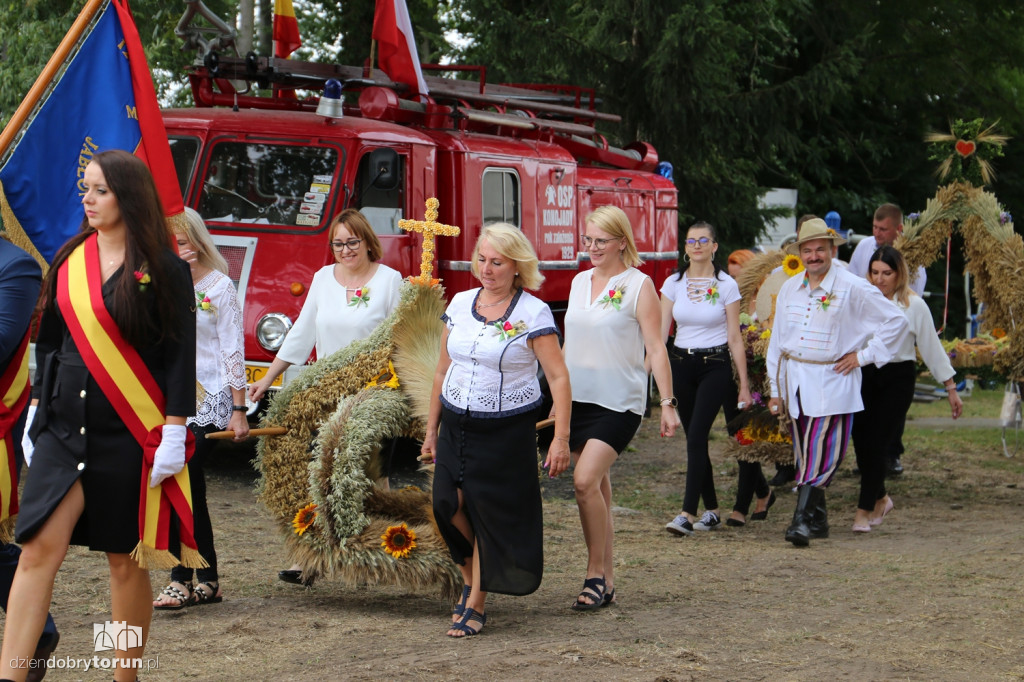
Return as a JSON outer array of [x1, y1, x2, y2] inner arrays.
[[166, 9, 679, 398]]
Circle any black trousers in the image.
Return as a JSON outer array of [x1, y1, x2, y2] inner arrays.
[[670, 348, 733, 515], [170, 423, 219, 584], [851, 361, 916, 511]]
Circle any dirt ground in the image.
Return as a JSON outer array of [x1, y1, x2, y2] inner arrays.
[[26, 411, 1024, 681]]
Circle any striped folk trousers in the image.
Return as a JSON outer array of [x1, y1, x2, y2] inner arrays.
[[789, 411, 854, 488]]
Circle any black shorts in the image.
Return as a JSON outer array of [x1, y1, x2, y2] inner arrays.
[[569, 401, 642, 455]]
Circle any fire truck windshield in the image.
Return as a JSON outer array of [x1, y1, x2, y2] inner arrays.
[[196, 141, 342, 229]]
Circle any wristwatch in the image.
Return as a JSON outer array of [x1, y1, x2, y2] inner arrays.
[[232, 405, 248, 412], [660, 397, 678, 408]]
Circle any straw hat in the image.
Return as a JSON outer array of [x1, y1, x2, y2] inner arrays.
[[784, 218, 846, 254]]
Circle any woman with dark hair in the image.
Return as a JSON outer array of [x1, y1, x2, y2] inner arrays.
[[2, 149, 195, 682], [153, 207, 248, 609], [661, 222, 752, 536], [248, 208, 403, 586], [850, 245, 961, 532]]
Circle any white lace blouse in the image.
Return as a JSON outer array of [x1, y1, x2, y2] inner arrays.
[[440, 288, 559, 418], [190, 270, 246, 428]]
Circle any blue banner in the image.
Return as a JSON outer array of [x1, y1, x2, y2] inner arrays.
[[0, 0, 142, 263]]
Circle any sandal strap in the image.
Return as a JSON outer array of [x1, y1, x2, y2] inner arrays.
[[158, 582, 192, 604], [577, 576, 605, 603], [450, 607, 486, 636], [452, 584, 472, 617], [193, 581, 220, 602]]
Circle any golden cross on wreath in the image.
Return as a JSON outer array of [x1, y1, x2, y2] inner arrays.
[[399, 197, 461, 285]]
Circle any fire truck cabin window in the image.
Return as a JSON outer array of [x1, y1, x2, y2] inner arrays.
[[355, 148, 405, 235], [168, 137, 200, 199], [198, 142, 339, 227], [482, 168, 520, 227]]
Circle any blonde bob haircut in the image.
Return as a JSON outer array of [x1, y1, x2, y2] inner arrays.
[[471, 223, 544, 291], [330, 208, 384, 262], [585, 205, 642, 268], [180, 207, 229, 274]]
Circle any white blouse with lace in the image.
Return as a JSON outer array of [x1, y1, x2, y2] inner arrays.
[[190, 270, 246, 428]]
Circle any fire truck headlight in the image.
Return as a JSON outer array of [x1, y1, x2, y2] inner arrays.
[[256, 313, 293, 351]]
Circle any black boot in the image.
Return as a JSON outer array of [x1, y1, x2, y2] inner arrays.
[[769, 464, 796, 486], [808, 486, 829, 539], [784, 485, 814, 546]]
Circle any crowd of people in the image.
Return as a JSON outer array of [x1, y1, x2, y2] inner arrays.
[[0, 147, 964, 675]]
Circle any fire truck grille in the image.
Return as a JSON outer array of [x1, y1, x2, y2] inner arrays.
[[217, 245, 248, 287]]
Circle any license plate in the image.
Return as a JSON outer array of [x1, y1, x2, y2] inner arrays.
[[245, 364, 282, 387]]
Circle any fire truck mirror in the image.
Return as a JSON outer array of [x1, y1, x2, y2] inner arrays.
[[366, 148, 400, 192]]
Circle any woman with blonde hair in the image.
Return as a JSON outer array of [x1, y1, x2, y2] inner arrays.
[[422, 223, 571, 637], [562, 206, 679, 609], [153, 208, 247, 609], [850, 245, 961, 532]]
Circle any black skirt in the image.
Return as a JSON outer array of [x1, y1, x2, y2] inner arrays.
[[432, 406, 543, 596], [569, 401, 642, 455], [16, 355, 143, 553]]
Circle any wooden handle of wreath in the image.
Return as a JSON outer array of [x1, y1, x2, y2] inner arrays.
[[205, 426, 288, 440]]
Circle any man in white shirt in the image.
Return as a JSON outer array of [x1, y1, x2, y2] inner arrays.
[[848, 203, 927, 295], [766, 219, 908, 547]]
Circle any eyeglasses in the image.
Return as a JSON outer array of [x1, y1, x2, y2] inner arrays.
[[685, 237, 713, 247], [581, 235, 618, 249], [330, 238, 362, 251]]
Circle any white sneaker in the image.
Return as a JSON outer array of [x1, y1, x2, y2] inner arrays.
[[693, 511, 721, 531], [665, 514, 694, 536]]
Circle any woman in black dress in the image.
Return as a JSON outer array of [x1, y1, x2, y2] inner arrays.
[[0, 150, 194, 682], [421, 224, 572, 638]]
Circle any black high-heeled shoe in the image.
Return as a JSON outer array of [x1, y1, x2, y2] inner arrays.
[[278, 569, 315, 586], [750, 491, 776, 520]]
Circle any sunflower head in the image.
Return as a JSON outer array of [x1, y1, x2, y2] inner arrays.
[[292, 503, 317, 536], [381, 523, 418, 559], [782, 254, 805, 277]]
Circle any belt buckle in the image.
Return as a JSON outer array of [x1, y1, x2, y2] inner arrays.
[[687, 347, 696, 355]]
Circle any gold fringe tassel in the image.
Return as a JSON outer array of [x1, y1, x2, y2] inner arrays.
[[129, 542, 181, 570]]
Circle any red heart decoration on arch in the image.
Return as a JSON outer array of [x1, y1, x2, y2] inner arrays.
[[955, 139, 976, 157]]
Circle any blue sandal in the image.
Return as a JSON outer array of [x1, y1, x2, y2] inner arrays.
[[449, 607, 486, 637], [570, 576, 605, 611], [452, 584, 472, 620]]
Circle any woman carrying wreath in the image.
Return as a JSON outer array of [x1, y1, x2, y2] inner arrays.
[[248, 208, 402, 585], [561, 206, 678, 610], [1, 150, 195, 682], [421, 223, 571, 638], [153, 208, 248, 610]]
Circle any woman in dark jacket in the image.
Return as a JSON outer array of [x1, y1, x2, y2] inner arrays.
[[0, 150, 195, 682]]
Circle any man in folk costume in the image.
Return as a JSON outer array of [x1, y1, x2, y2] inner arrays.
[[0, 233, 60, 680], [766, 219, 907, 546]]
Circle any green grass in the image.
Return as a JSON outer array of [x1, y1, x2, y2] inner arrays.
[[906, 380, 1008, 419]]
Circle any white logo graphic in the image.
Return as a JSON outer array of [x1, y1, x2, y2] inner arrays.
[[93, 621, 143, 652], [545, 184, 557, 205]]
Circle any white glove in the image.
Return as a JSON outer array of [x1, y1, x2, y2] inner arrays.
[[21, 404, 37, 468], [150, 424, 187, 488]]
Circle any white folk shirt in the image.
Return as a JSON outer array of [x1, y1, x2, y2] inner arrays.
[[564, 267, 649, 415], [276, 263, 403, 365], [191, 270, 245, 428], [848, 236, 927, 296], [766, 263, 907, 418], [440, 288, 559, 418], [877, 294, 956, 384], [660, 270, 741, 348]]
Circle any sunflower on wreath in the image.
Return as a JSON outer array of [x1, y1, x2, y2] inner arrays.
[[782, 254, 804, 277], [381, 523, 417, 559]]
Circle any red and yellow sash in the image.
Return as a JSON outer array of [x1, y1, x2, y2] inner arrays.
[[0, 332, 30, 542], [56, 234, 204, 569]]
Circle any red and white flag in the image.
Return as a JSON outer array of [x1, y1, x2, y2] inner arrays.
[[372, 0, 429, 96]]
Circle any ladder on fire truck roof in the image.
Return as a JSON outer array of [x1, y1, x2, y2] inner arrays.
[[175, 1, 660, 172]]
